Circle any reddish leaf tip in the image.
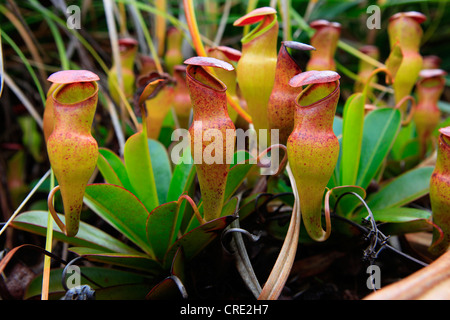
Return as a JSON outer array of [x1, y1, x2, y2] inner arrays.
[[208, 46, 242, 62], [47, 70, 100, 84], [390, 11, 427, 24], [184, 56, 234, 71], [233, 7, 276, 26], [310, 19, 341, 30], [289, 70, 340, 87], [282, 41, 316, 51], [419, 69, 447, 79], [439, 126, 450, 138], [118, 38, 139, 46]]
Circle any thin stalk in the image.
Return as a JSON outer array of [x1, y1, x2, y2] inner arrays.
[[99, 85, 126, 156], [41, 170, 55, 300], [0, 169, 51, 237], [290, 9, 385, 69], [258, 162, 300, 300], [46, 16, 70, 70], [278, 0, 292, 42], [155, 0, 167, 57], [243, 0, 258, 36], [183, 0, 252, 123], [3, 72, 43, 129], [213, 0, 232, 45], [27, 0, 140, 130], [104, 0, 124, 96], [128, 0, 163, 74], [1, 30, 46, 104], [227, 218, 262, 298], [0, 4, 47, 86]]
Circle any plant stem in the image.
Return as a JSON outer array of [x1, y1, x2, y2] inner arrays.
[[42, 170, 55, 300], [258, 162, 300, 300]]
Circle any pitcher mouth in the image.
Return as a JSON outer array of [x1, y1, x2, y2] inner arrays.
[[440, 127, 450, 147], [186, 64, 227, 93], [52, 81, 98, 106], [295, 80, 340, 109]]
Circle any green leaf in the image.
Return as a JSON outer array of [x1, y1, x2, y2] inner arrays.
[[97, 148, 124, 188], [370, 207, 431, 223], [356, 108, 401, 189], [11, 210, 138, 254], [146, 200, 184, 262], [148, 138, 172, 205], [166, 147, 194, 202], [124, 131, 159, 212], [83, 183, 155, 258], [341, 93, 365, 185], [69, 247, 162, 273], [365, 166, 434, 210], [24, 267, 155, 300], [390, 122, 416, 161]]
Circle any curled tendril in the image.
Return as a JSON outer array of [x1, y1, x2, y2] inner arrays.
[[362, 67, 393, 100], [394, 95, 416, 126], [47, 185, 67, 235], [177, 193, 205, 225]]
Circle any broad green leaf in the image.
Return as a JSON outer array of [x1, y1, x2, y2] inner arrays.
[[24, 267, 155, 300], [329, 115, 344, 188], [166, 147, 194, 202], [148, 138, 172, 205], [124, 131, 159, 211], [354, 207, 432, 236], [11, 210, 137, 254], [69, 247, 162, 273], [83, 183, 155, 258], [341, 93, 365, 185], [390, 122, 416, 161], [146, 200, 183, 262], [356, 108, 401, 189], [97, 148, 134, 192], [370, 207, 431, 223], [97, 149, 124, 188], [365, 166, 434, 211]]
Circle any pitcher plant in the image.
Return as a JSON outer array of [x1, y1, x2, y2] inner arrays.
[[267, 41, 315, 145], [108, 38, 138, 105], [185, 56, 236, 222], [234, 7, 278, 138], [136, 71, 175, 140], [306, 20, 341, 72], [385, 11, 426, 113], [429, 127, 450, 256], [46, 70, 100, 237], [413, 69, 447, 157], [208, 46, 242, 123], [287, 70, 341, 242]]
